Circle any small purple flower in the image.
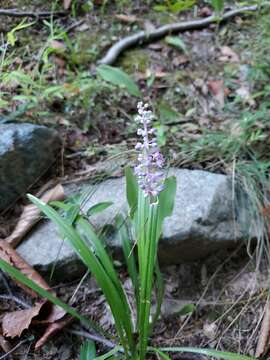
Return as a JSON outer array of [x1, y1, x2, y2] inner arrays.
[[134, 102, 165, 197]]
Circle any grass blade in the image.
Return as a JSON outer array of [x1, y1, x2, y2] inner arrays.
[[150, 347, 255, 360], [80, 340, 96, 360], [0, 257, 104, 336]]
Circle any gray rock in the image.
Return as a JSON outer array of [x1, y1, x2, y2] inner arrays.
[[17, 169, 251, 281], [0, 123, 60, 210]]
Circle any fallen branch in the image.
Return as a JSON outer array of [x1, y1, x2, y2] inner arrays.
[[0, 9, 66, 19], [98, 5, 260, 65]]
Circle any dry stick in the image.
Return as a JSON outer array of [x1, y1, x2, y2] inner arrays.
[[98, 5, 260, 66], [0, 295, 31, 309], [0, 9, 66, 19], [68, 328, 116, 349], [0, 337, 33, 360]]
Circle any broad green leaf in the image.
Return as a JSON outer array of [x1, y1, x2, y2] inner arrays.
[[158, 103, 180, 123], [151, 347, 255, 360], [125, 166, 138, 218], [169, 0, 195, 13], [211, 0, 224, 12], [80, 340, 96, 360], [97, 65, 141, 97], [153, 5, 167, 12], [165, 36, 187, 53], [87, 202, 113, 217]]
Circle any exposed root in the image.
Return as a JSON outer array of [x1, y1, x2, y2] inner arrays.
[[98, 5, 260, 66]]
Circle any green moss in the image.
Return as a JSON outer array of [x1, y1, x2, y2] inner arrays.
[[120, 48, 150, 73], [69, 32, 102, 66]]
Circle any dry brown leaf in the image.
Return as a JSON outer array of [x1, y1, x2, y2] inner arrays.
[[35, 316, 73, 349], [219, 46, 240, 63], [0, 241, 69, 343], [63, 0, 72, 10], [255, 302, 270, 357], [2, 301, 46, 338], [115, 14, 137, 23], [172, 55, 189, 67], [0, 333, 11, 353], [207, 79, 225, 107], [0, 184, 71, 346], [50, 40, 66, 51], [0, 240, 50, 297], [6, 184, 65, 248], [35, 305, 66, 324]]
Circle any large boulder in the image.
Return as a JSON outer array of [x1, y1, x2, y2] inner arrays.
[[17, 169, 252, 281], [0, 123, 60, 210]]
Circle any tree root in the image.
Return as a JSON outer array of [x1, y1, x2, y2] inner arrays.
[[98, 5, 260, 66], [0, 9, 66, 19]]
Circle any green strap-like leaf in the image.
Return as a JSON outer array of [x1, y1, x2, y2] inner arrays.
[[149, 346, 255, 360], [80, 340, 96, 360]]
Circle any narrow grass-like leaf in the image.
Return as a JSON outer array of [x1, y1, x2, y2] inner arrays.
[[158, 176, 177, 221], [151, 263, 164, 330], [0, 257, 104, 336], [86, 202, 113, 217], [80, 340, 96, 360], [94, 346, 122, 359], [151, 347, 255, 360], [125, 166, 138, 218], [116, 214, 139, 306], [28, 195, 135, 357]]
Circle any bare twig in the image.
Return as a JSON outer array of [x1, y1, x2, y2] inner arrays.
[[0, 9, 66, 19], [98, 5, 261, 65], [68, 328, 117, 349], [0, 336, 33, 360], [0, 295, 31, 309]]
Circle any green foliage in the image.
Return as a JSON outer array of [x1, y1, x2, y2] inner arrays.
[[211, 0, 224, 13], [125, 166, 138, 218], [150, 347, 255, 360], [165, 36, 187, 53], [87, 202, 113, 217], [154, 0, 196, 14], [80, 340, 96, 360], [7, 19, 35, 46], [97, 65, 141, 97], [0, 257, 103, 334]]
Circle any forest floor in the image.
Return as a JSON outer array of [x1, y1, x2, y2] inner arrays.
[[0, 0, 270, 359]]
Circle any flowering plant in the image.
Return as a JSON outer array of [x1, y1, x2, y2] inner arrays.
[[0, 102, 254, 360]]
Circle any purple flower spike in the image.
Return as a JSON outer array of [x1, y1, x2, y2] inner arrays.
[[134, 102, 165, 198]]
